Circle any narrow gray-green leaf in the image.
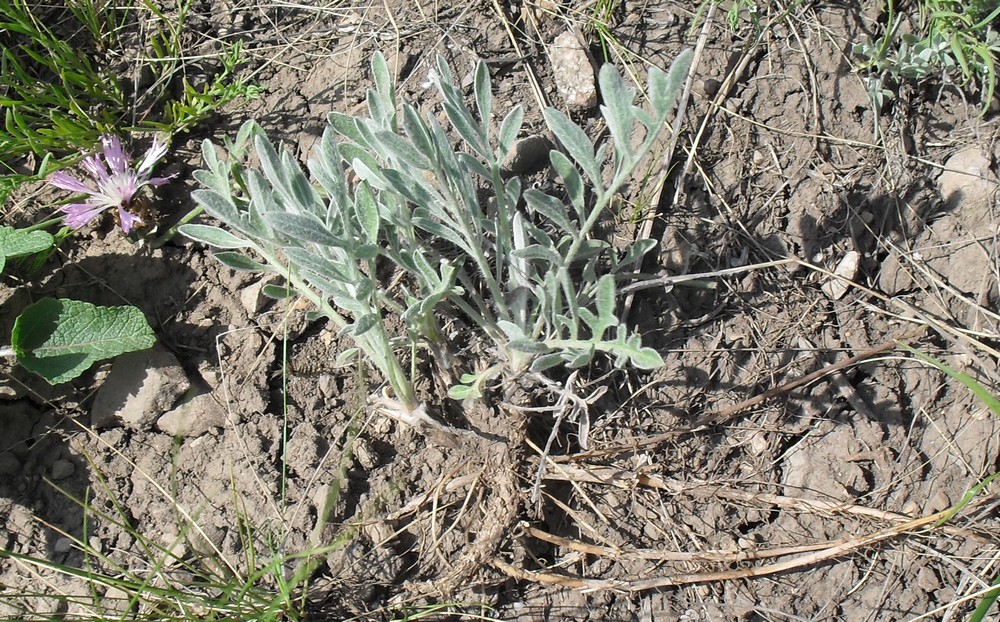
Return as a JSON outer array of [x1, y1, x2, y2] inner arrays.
[[598, 64, 636, 160], [371, 51, 394, 111], [284, 247, 352, 284], [214, 252, 269, 273], [402, 104, 435, 160], [543, 108, 602, 188], [374, 130, 431, 170], [354, 182, 380, 244], [529, 353, 565, 373], [649, 49, 693, 118], [191, 189, 240, 225], [411, 217, 474, 256], [474, 60, 492, 130], [497, 105, 524, 156], [262, 283, 294, 299], [548, 150, 586, 217], [264, 213, 343, 248], [595, 274, 617, 324], [179, 224, 252, 249], [509, 338, 552, 354], [524, 188, 576, 234], [511, 244, 562, 266], [443, 99, 491, 159]]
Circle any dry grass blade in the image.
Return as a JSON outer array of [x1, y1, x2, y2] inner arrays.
[[495, 498, 995, 593]]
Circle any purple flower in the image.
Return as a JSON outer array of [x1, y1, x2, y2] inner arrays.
[[48, 135, 174, 234]]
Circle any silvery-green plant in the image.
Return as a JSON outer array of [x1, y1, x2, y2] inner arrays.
[[184, 49, 691, 415], [182, 120, 425, 421]]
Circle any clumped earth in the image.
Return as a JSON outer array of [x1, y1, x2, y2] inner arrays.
[[2, 1, 1000, 620]]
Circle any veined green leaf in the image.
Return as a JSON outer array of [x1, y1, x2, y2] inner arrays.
[[0, 226, 53, 273], [12, 298, 156, 384]]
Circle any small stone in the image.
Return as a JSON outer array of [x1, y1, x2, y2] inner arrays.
[[548, 30, 596, 110], [917, 565, 941, 592], [50, 459, 75, 480], [91, 349, 191, 430], [821, 251, 860, 300], [156, 393, 229, 437], [502, 135, 552, 176], [0, 453, 20, 476], [700, 77, 722, 99], [54, 537, 74, 554], [939, 147, 997, 217], [88, 536, 102, 554], [240, 275, 279, 315]]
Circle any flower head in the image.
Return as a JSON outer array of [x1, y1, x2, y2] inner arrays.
[[48, 135, 174, 234]]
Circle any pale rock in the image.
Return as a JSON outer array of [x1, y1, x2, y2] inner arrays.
[[156, 393, 229, 437], [821, 251, 860, 300], [880, 148, 998, 296], [548, 30, 596, 110], [240, 275, 279, 316], [91, 350, 191, 430], [938, 147, 996, 219]]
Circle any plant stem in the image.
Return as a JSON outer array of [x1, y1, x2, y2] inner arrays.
[[149, 205, 204, 248]]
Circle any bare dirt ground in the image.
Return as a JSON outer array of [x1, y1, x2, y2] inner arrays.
[[2, 1, 1000, 620]]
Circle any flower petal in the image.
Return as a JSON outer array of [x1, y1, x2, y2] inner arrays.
[[117, 205, 142, 234], [48, 172, 95, 194], [99, 172, 138, 206], [101, 135, 130, 175], [137, 135, 169, 177], [58, 202, 107, 229], [81, 153, 109, 182], [146, 173, 176, 187]]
